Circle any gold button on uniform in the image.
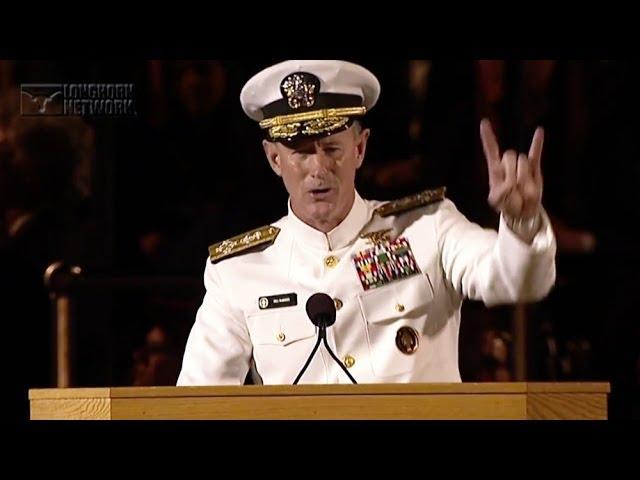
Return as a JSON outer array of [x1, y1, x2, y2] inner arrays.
[[334, 298, 343, 310], [276, 332, 286, 343], [343, 355, 356, 368], [395, 303, 405, 313], [324, 255, 339, 268]]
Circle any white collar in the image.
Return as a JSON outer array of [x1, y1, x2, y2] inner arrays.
[[287, 191, 369, 251]]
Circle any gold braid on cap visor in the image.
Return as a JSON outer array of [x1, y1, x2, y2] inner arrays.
[[259, 107, 367, 140]]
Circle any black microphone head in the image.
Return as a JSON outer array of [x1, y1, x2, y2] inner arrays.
[[305, 293, 336, 327]]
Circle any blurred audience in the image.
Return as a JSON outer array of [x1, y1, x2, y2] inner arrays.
[[128, 295, 195, 386], [0, 90, 99, 421]]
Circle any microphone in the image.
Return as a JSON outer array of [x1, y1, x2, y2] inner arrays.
[[305, 292, 336, 328], [293, 293, 358, 385]]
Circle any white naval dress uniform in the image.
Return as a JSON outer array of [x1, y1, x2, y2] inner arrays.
[[177, 190, 556, 386]]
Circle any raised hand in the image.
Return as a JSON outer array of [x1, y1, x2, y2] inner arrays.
[[480, 118, 544, 220]]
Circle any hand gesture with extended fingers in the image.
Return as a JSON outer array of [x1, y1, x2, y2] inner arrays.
[[480, 118, 544, 221]]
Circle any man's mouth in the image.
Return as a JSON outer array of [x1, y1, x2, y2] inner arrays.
[[309, 187, 333, 199]]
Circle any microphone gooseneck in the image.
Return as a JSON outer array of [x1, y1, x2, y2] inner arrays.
[[294, 293, 357, 385]]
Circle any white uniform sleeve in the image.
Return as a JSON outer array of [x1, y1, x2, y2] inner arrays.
[[177, 259, 252, 385], [436, 199, 556, 306]]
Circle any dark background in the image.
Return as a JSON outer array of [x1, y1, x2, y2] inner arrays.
[[0, 60, 637, 419]]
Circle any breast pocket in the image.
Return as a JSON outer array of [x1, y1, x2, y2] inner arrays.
[[245, 309, 317, 383], [357, 274, 434, 378]]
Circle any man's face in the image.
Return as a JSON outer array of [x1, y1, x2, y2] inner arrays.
[[263, 125, 370, 231]]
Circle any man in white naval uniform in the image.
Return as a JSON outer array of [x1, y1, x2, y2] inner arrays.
[[177, 60, 556, 386]]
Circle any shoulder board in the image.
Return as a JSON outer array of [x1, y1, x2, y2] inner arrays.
[[374, 186, 447, 217], [209, 225, 280, 264]]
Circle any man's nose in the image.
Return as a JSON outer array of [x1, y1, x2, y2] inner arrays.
[[308, 151, 333, 177]]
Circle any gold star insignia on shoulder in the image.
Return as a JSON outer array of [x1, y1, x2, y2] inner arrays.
[[374, 186, 447, 218], [209, 225, 280, 264]]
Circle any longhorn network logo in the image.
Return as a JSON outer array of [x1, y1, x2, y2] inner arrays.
[[21, 83, 136, 117]]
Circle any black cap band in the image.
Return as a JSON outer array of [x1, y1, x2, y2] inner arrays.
[[261, 93, 363, 119]]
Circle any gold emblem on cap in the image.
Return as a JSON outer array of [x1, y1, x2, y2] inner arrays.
[[395, 303, 405, 313], [268, 116, 353, 140], [260, 107, 367, 129], [396, 326, 420, 355], [268, 123, 302, 139], [281, 73, 318, 110], [301, 117, 349, 136], [276, 332, 286, 343], [334, 298, 343, 310]]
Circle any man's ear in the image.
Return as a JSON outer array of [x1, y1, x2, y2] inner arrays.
[[263, 139, 282, 177], [355, 128, 371, 170]]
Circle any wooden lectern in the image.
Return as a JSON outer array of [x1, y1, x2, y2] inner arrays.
[[29, 383, 609, 420]]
